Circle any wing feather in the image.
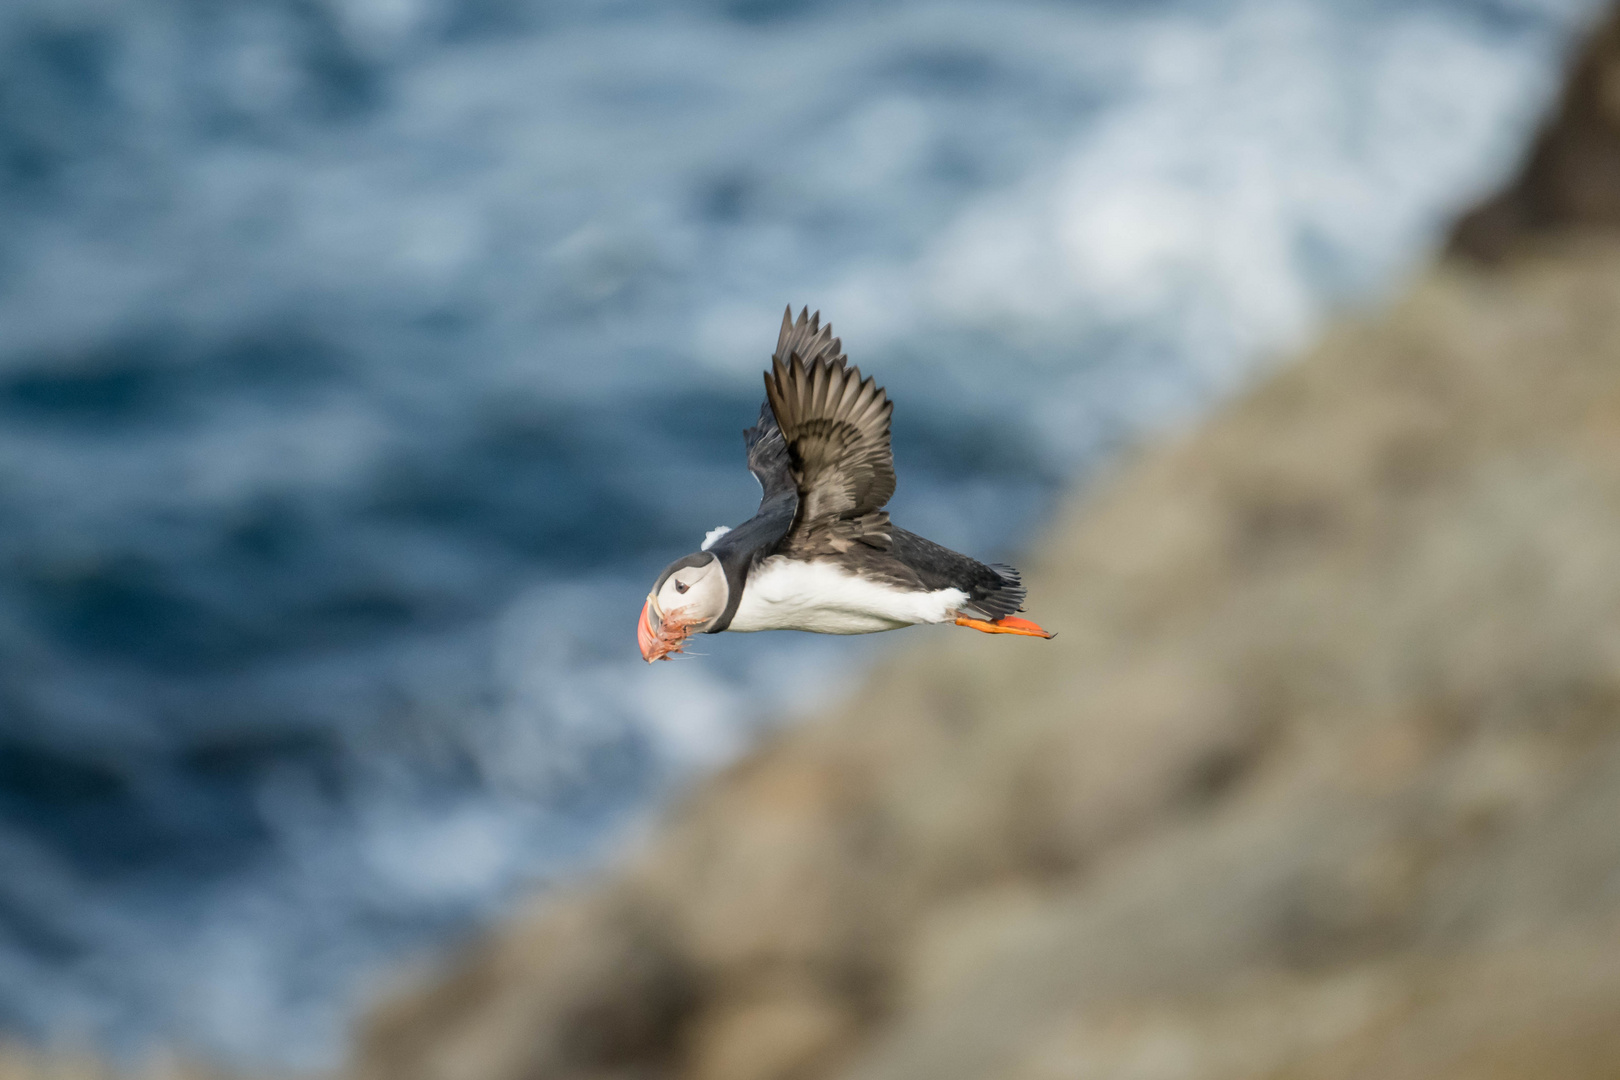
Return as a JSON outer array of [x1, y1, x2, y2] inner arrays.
[[742, 306, 849, 505], [714, 306, 865, 617], [763, 339, 897, 547], [774, 305, 846, 370], [743, 401, 794, 503]]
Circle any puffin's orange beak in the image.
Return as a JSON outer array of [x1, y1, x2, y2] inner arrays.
[[639, 594, 693, 662], [639, 594, 662, 662]]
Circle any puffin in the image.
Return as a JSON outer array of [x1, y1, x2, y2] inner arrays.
[[639, 307, 1053, 663]]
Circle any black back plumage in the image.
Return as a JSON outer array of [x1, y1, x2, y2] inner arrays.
[[889, 529, 1026, 621]]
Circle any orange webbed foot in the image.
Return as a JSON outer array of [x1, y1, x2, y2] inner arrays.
[[953, 614, 1055, 638]]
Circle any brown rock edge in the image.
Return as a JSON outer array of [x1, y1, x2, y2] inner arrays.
[[1449, 4, 1620, 260]]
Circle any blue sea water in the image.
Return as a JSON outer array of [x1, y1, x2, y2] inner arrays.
[[0, 0, 1598, 1066]]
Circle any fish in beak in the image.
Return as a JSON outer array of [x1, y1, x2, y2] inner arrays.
[[639, 593, 696, 662]]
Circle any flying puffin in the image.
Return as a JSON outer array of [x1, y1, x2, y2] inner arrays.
[[639, 307, 1053, 663]]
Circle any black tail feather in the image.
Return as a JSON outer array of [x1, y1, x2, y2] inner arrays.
[[962, 563, 1026, 621]]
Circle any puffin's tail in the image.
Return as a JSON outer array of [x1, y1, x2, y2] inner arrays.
[[955, 564, 1053, 638], [958, 563, 1027, 622]]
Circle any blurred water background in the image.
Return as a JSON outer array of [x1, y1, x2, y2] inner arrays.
[[0, 0, 1600, 1067]]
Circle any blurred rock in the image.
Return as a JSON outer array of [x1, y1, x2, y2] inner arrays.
[[1449, 4, 1620, 260], [351, 11, 1620, 1080]]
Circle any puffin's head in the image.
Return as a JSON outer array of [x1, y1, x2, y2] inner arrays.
[[639, 552, 729, 662]]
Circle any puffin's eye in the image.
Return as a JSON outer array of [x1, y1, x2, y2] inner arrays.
[[674, 580, 689, 594]]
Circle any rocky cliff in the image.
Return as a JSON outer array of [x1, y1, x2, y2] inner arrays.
[[1450, 2, 1620, 259], [346, 8, 1620, 1080]]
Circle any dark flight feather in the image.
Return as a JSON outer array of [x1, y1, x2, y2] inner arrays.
[[743, 401, 794, 504], [773, 305, 846, 370], [741, 307, 845, 503], [764, 346, 897, 552]]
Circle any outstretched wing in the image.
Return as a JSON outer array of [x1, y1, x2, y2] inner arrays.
[[706, 307, 854, 630], [764, 324, 896, 552], [742, 307, 846, 503]]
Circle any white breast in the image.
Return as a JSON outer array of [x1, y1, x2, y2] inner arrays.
[[726, 557, 968, 635]]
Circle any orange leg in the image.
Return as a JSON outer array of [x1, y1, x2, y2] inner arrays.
[[953, 614, 1055, 639]]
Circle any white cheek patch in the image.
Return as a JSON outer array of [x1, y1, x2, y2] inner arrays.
[[700, 526, 732, 551], [661, 566, 726, 627]]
